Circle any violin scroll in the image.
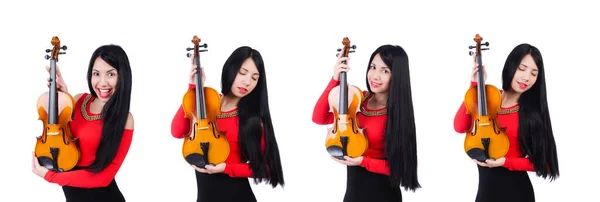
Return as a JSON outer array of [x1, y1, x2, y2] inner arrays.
[[468, 34, 489, 56], [186, 35, 208, 58]]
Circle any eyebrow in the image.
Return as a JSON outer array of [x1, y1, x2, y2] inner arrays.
[[520, 64, 538, 71], [93, 69, 117, 72], [371, 63, 389, 69], [241, 67, 260, 75]]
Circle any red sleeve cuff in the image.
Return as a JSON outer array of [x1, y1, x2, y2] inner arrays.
[[470, 81, 477, 87], [223, 163, 231, 175], [188, 83, 196, 90], [359, 156, 370, 167], [502, 157, 511, 168], [43, 170, 56, 182]]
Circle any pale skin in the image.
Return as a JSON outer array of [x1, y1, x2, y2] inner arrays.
[[189, 57, 260, 174], [32, 57, 135, 178], [329, 51, 391, 166], [470, 54, 539, 168]]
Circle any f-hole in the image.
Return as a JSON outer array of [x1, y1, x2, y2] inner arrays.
[[209, 121, 220, 138], [61, 128, 70, 145], [42, 127, 50, 143], [489, 118, 501, 134], [471, 119, 479, 136]]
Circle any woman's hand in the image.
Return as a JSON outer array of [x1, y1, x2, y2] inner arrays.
[[31, 152, 49, 179], [192, 163, 226, 174], [331, 156, 363, 166], [471, 54, 487, 83], [473, 157, 505, 168], [46, 65, 68, 92], [332, 49, 350, 81], [189, 57, 206, 85]]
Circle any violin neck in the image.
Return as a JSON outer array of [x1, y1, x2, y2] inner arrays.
[[48, 59, 59, 125], [338, 60, 348, 115], [194, 55, 207, 119], [475, 52, 488, 116]]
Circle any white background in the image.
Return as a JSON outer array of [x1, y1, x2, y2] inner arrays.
[[1, 0, 598, 201]]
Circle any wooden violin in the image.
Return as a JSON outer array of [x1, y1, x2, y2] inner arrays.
[[34, 36, 80, 172], [181, 35, 230, 168], [325, 37, 368, 160], [464, 34, 510, 162]]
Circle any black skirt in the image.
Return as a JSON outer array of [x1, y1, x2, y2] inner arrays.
[[475, 166, 535, 202], [343, 166, 402, 202], [195, 170, 257, 202], [62, 179, 125, 202]]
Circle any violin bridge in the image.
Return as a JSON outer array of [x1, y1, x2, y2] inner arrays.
[[478, 123, 490, 126]]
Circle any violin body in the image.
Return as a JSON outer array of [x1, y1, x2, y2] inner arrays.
[[34, 36, 80, 172], [463, 34, 509, 162], [325, 37, 368, 160], [182, 86, 230, 168], [326, 84, 368, 159], [181, 35, 230, 168]]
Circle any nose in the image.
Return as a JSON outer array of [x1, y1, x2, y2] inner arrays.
[[99, 75, 109, 86], [241, 76, 250, 86]]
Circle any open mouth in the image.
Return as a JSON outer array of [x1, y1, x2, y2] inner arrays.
[[97, 88, 112, 98]]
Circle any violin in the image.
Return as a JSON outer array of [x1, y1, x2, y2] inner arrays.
[[325, 37, 368, 160], [35, 36, 80, 172], [181, 35, 230, 168], [464, 34, 510, 162]]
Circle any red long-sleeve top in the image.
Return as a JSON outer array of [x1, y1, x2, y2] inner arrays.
[[453, 82, 534, 171], [312, 77, 390, 176], [171, 84, 266, 178], [44, 93, 134, 188]]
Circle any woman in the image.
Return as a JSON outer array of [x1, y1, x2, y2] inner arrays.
[[171, 46, 285, 202], [31, 44, 135, 202], [312, 44, 420, 202], [453, 43, 560, 202]]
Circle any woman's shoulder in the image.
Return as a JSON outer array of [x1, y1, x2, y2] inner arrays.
[[125, 112, 134, 130]]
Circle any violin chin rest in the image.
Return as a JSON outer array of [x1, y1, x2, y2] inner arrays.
[[467, 148, 487, 163], [186, 153, 207, 169], [327, 146, 345, 160], [37, 156, 63, 172]]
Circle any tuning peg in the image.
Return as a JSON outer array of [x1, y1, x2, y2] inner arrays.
[[200, 50, 208, 52], [187, 53, 192, 58], [186, 47, 194, 51], [337, 48, 341, 52], [469, 51, 474, 56], [349, 50, 355, 53], [45, 55, 51, 60], [45, 49, 52, 53], [336, 53, 340, 57], [59, 52, 66, 55], [482, 48, 489, 51], [200, 43, 208, 48], [482, 42, 489, 46], [350, 45, 356, 49], [61, 45, 67, 50], [468, 45, 476, 49]]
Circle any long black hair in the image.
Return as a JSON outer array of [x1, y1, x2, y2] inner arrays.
[[501, 43, 559, 180], [365, 45, 420, 191], [221, 46, 284, 188], [85, 45, 132, 173]]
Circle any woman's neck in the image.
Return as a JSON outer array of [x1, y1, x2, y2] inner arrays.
[[221, 94, 240, 111], [90, 98, 106, 114], [502, 89, 521, 107], [369, 92, 388, 109]]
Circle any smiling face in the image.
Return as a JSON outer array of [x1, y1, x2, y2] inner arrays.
[[367, 53, 391, 94], [230, 58, 260, 98], [510, 54, 539, 94], [90, 57, 118, 103]]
